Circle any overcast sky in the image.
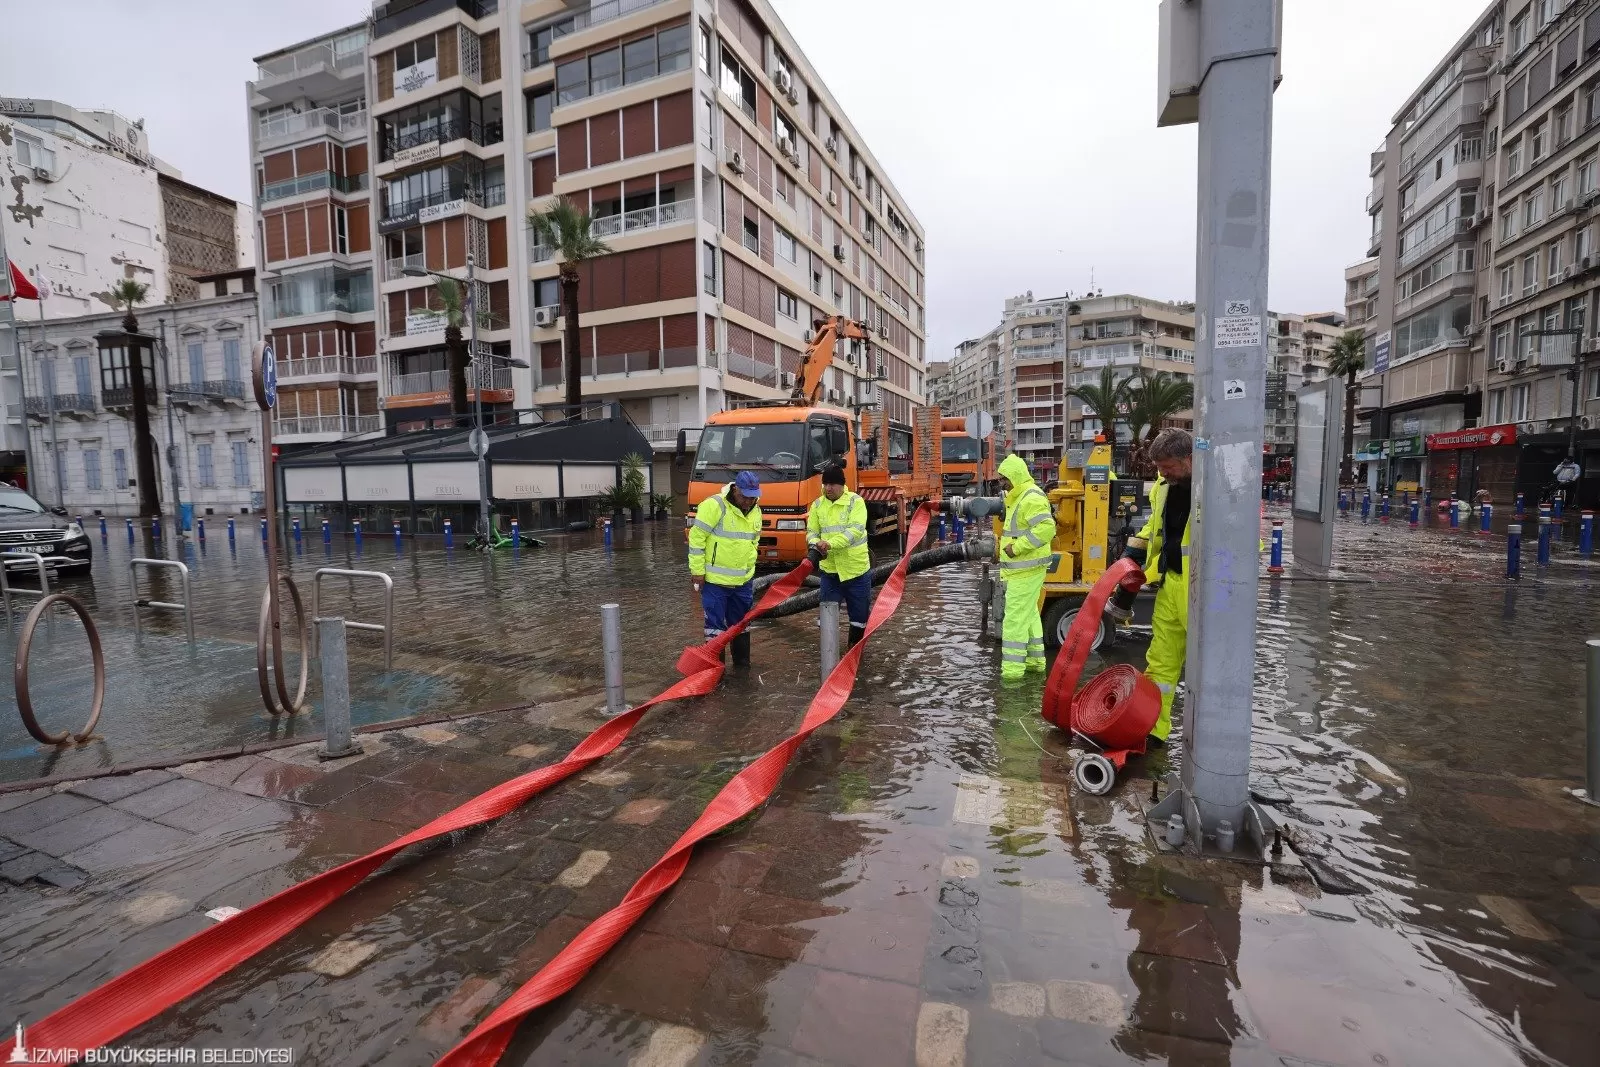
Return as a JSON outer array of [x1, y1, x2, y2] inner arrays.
[[2, 0, 1489, 361]]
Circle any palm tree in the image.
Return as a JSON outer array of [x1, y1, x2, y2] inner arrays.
[[109, 279, 149, 333], [1066, 365, 1132, 470], [424, 276, 470, 426], [1124, 371, 1196, 476], [1327, 329, 1367, 486], [528, 197, 611, 410]]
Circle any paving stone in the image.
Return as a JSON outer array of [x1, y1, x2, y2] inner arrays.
[[990, 982, 1047, 1018], [941, 856, 980, 879], [1478, 894, 1559, 941], [1016, 877, 1092, 907], [1124, 953, 1242, 1045], [112, 778, 220, 819], [421, 975, 503, 1038], [9, 805, 146, 857], [688, 845, 775, 889], [33, 864, 88, 889], [587, 769, 632, 787], [228, 759, 325, 800], [178, 754, 271, 789], [67, 770, 177, 803], [629, 1023, 705, 1067], [0, 838, 26, 863], [401, 725, 457, 745], [0, 791, 99, 835], [120, 891, 192, 926], [1572, 885, 1600, 908], [326, 779, 463, 828], [584, 931, 720, 1025], [154, 789, 283, 835], [1045, 980, 1126, 1027], [802, 906, 931, 987], [951, 775, 1005, 826], [507, 743, 551, 760], [614, 798, 671, 825], [791, 968, 919, 1067], [0, 851, 54, 884], [0, 789, 52, 813], [556, 849, 610, 888], [640, 878, 751, 947], [1124, 899, 1227, 965], [62, 819, 194, 873], [915, 1002, 969, 1067], [308, 938, 379, 977]]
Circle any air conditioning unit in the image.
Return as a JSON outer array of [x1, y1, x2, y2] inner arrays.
[[1496, 357, 1513, 372], [852, 174, 864, 190], [1455, 217, 1475, 234], [1520, 421, 1540, 435], [826, 189, 839, 207], [833, 244, 846, 261], [1476, 209, 1491, 225], [1562, 265, 1575, 280], [785, 86, 799, 106], [1580, 415, 1595, 430], [32, 166, 51, 182], [778, 136, 796, 160], [1480, 98, 1498, 115], [780, 371, 796, 388], [533, 306, 557, 327], [876, 324, 888, 338], [1556, 199, 1577, 217], [727, 150, 746, 174], [826, 388, 840, 402], [774, 69, 792, 95], [1498, 294, 1515, 307], [858, 382, 878, 404]]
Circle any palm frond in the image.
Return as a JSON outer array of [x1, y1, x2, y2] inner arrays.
[[1327, 329, 1367, 379], [528, 195, 612, 264], [109, 279, 149, 313]]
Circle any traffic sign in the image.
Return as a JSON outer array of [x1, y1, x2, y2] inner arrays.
[[253, 340, 278, 410], [964, 411, 994, 440], [469, 427, 489, 458]]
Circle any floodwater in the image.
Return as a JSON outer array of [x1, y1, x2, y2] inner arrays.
[[1, 505, 1597, 1065]]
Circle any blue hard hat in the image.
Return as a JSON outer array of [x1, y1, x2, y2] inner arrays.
[[735, 471, 763, 498]]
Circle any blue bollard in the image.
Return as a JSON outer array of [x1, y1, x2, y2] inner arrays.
[[1338, 490, 1347, 515], [126, 518, 134, 543], [1537, 517, 1553, 566], [1423, 488, 1431, 510], [1449, 499, 1459, 529], [1409, 499, 1420, 527], [99, 516, 108, 539], [1361, 493, 1371, 521], [1268, 520, 1284, 574], [444, 518, 454, 549], [227, 518, 236, 544], [1553, 495, 1564, 520], [511, 518, 521, 549], [1402, 491, 1411, 510], [1515, 493, 1525, 519], [353, 520, 363, 549], [1380, 495, 1390, 522], [393, 521, 403, 551], [151, 516, 161, 540], [1580, 511, 1594, 556], [1480, 503, 1492, 534], [197, 518, 206, 543], [292, 518, 302, 545], [1507, 523, 1522, 579], [937, 514, 947, 541], [603, 518, 613, 549], [260, 518, 268, 544], [322, 519, 331, 545]]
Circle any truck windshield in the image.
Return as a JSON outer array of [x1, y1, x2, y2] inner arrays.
[[943, 436, 981, 463], [694, 423, 808, 482]]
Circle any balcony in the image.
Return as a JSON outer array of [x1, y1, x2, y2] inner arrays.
[[274, 414, 383, 438], [267, 267, 374, 320], [386, 307, 511, 339], [381, 118, 503, 162], [261, 171, 368, 203], [373, 0, 496, 40], [385, 253, 428, 281], [535, 348, 704, 389], [1366, 189, 1382, 212], [589, 200, 691, 239], [387, 365, 512, 396], [256, 108, 367, 151], [279, 355, 379, 380], [24, 393, 94, 417], [254, 37, 366, 104], [381, 181, 501, 225]]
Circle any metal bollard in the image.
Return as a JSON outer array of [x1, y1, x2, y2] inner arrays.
[[99, 516, 108, 539], [603, 518, 613, 548], [600, 602, 625, 717], [1338, 490, 1347, 515], [1449, 499, 1460, 529], [819, 599, 841, 679], [1516, 492, 1526, 519], [1268, 520, 1284, 574], [511, 518, 521, 549], [151, 516, 161, 540], [1423, 488, 1431, 510], [292, 518, 302, 545], [938, 514, 947, 541], [1581, 511, 1594, 556], [393, 521, 402, 551], [260, 517, 268, 544], [322, 518, 332, 544], [126, 518, 135, 543], [955, 516, 966, 543], [1583, 639, 1600, 807], [444, 518, 454, 549], [1507, 524, 1522, 579], [1538, 516, 1553, 566], [1361, 493, 1371, 521], [1380, 495, 1390, 522], [197, 518, 206, 543], [316, 617, 363, 760], [227, 518, 236, 544], [353, 520, 363, 549], [1402, 490, 1411, 509], [1554, 495, 1565, 521], [1480, 503, 1492, 535], [1409, 499, 1420, 527]]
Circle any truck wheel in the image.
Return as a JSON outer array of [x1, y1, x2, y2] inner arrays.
[[1042, 595, 1112, 652]]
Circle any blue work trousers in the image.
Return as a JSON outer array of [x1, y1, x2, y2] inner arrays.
[[701, 580, 754, 638], [819, 571, 872, 631]]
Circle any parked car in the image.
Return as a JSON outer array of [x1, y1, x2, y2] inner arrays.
[[0, 486, 92, 575]]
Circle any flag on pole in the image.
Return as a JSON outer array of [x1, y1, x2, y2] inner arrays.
[[1, 260, 40, 301]]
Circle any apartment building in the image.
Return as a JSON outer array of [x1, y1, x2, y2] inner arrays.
[[1360, 0, 1600, 505], [247, 24, 382, 448], [1263, 312, 1345, 455]]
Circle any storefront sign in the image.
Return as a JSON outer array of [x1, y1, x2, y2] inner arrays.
[[283, 466, 344, 503], [392, 141, 442, 168], [491, 464, 560, 499], [379, 210, 419, 234], [1390, 435, 1424, 458], [412, 462, 478, 500], [1373, 331, 1391, 374], [1353, 439, 1387, 462], [418, 199, 465, 223], [345, 464, 410, 501], [406, 310, 443, 336], [394, 57, 438, 96], [1425, 423, 1519, 451], [564, 463, 618, 497]]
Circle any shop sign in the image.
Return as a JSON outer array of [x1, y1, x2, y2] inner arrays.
[[406, 310, 443, 336], [1425, 423, 1519, 451], [1390, 435, 1424, 458], [418, 199, 465, 223], [394, 57, 438, 96], [392, 141, 441, 168], [1373, 331, 1391, 373]]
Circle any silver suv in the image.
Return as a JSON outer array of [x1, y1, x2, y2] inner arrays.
[[0, 486, 92, 575]]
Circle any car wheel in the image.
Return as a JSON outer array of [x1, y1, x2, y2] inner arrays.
[[1042, 595, 1112, 652]]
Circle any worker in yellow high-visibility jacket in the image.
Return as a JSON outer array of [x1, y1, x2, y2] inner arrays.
[[806, 464, 872, 650], [996, 454, 1057, 681], [1117, 428, 1192, 743], [688, 470, 763, 666]]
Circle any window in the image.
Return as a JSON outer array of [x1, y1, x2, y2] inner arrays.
[[1511, 11, 1530, 52], [83, 449, 101, 492], [196, 443, 216, 488], [1557, 104, 1574, 144], [223, 338, 242, 383], [1551, 174, 1571, 212], [1508, 136, 1523, 177], [1531, 120, 1547, 161], [232, 442, 250, 487], [1488, 388, 1506, 422], [811, 268, 823, 296], [589, 47, 622, 94], [14, 133, 56, 175], [698, 22, 712, 75], [777, 289, 798, 320], [624, 35, 656, 85], [187, 341, 204, 385], [556, 58, 589, 105], [527, 86, 553, 132], [1502, 209, 1518, 241], [335, 207, 348, 255], [526, 18, 574, 68], [1524, 251, 1540, 294], [113, 448, 128, 489], [1501, 265, 1515, 298], [1589, 83, 1600, 126], [702, 241, 718, 296], [1510, 383, 1531, 421], [1577, 225, 1592, 261], [775, 227, 797, 262], [1524, 190, 1543, 228], [1549, 240, 1564, 280], [1538, 0, 1559, 27], [394, 35, 437, 70], [533, 277, 559, 308], [1588, 367, 1600, 399], [742, 217, 759, 253], [1494, 323, 1513, 363], [1581, 153, 1597, 195], [657, 25, 690, 74], [73, 354, 91, 396]]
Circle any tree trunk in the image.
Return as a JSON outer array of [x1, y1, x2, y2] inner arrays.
[[446, 325, 469, 428], [561, 268, 582, 411], [127, 340, 162, 518], [1341, 370, 1357, 486], [122, 312, 139, 334]]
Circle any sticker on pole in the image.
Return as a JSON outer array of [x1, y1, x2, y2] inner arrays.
[[1224, 380, 1247, 400], [1215, 314, 1262, 349], [252, 341, 278, 410], [469, 427, 489, 458]]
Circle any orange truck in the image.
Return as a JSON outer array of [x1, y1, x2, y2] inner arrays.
[[678, 316, 942, 565], [940, 416, 996, 498]]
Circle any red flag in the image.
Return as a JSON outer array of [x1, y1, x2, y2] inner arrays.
[[2, 261, 39, 301]]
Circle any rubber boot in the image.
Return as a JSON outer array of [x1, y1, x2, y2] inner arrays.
[[730, 632, 751, 668], [847, 625, 865, 651]]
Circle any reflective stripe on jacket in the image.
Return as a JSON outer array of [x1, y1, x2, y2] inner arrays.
[[688, 485, 762, 586], [806, 490, 870, 582], [1134, 475, 1191, 582], [997, 454, 1056, 582]]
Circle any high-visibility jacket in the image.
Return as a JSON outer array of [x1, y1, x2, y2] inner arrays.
[[688, 485, 762, 587], [806, 490, 870, 582], [1133, 475, 1191, 583], [996, 454, 1056, 583]]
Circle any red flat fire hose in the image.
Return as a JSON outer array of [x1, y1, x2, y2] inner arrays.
[[1040, 558, 1162, 785], [0, 555, 822, 1062], [433, 505, 934, 1067]]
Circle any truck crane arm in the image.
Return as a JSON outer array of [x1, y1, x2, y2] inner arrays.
[[793, 315, 870, 405]]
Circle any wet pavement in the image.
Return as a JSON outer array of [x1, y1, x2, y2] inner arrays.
[[1, 506, 1597, 1066]]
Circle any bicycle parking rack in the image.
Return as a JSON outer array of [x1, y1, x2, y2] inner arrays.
[[257, 575, 309, 717], [1, 549, 58, 621], [14, 593, 105, 745], [310, 568, 395, 671], [129, 558, 196, 648]]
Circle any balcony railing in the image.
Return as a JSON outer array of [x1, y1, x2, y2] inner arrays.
[[589, 200, 690, 239], [257, 108, 367, 149], [256, 39, 365, 83], [385, 253, 428, 281], [262, 171, 368, 203], [382, 118, 502, 160], [388, 365, 513, 395], [382, 182, 499, 224], [386, 307, 511, 339], [203, 379, 248, 401], [374, 0, 496, 39], [530, 239, 554, 263], [274, 414, 382, 437], [24, 393, 95, 415], [569, 0, 671, 36], [534, 347, 701, 389], [279, 355, 379, 379]]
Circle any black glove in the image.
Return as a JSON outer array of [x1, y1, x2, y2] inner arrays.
[[1122, 543, 1147, 567], [806, 544, 825, 566]]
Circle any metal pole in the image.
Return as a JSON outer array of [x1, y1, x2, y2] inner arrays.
[[819, 599, 840, 679], [42, 341, 62, 509], [156, 318, 184, 538], [1167, 0, 1278, 852], [0, 224, 38, 492], [600, 602, 625, 716], [317, 616, 362, 760], [1585, 638, 1600, 806], [469, 254, 490, 544]]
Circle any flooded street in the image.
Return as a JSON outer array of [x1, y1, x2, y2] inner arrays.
[[1, 507, 1596, 1066]]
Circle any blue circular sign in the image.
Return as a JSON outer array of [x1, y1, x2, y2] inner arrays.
[[255, 340, 278, 410]]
